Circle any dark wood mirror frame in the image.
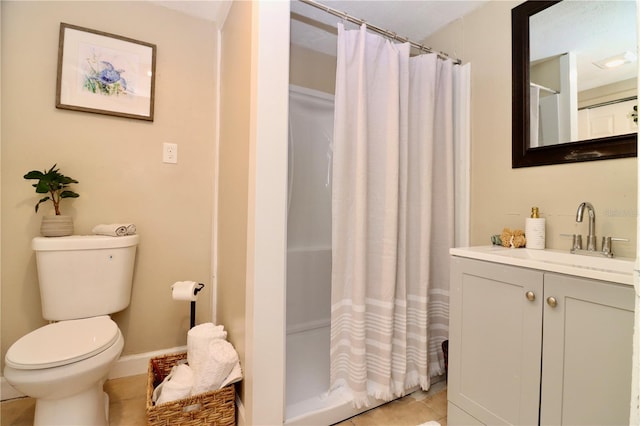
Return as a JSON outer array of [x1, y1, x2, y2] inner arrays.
[[512, 0, 637, 168]]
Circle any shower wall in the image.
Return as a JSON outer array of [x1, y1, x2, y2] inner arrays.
[[286, 85, 334, 418]]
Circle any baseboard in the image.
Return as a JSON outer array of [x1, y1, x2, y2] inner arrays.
[[1, 378, 23, 401], [107, 345, 187, 380], [236, 392, 246, 426], [1, 345, 187, 401]]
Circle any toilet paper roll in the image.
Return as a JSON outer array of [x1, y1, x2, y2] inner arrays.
[[172, 281, 198, 301]]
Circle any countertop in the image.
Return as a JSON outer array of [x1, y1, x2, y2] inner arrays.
[[450, 245, 636, 286]]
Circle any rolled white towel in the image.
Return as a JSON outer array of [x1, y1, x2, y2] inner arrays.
[[154, 364, 194, 405], [92, 223, 136, 237], [191, 339, 239, 395], [187, 323, 227, 372]]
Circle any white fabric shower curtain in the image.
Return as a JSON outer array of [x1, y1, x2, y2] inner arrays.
[[330, 23, 470, 408]]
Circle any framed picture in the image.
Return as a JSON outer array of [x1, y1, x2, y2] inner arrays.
[[56, 23, 156, 121]]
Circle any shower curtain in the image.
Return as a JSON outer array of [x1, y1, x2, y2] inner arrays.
[[530, 86, 540, 147], [330, 23, 470, 408]]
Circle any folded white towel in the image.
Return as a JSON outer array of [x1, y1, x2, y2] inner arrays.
[[153, 364, 194, 405], [92, 223, 137, 237], [187, 323, 227, 373], [191, 339, 239, 395], [220, 361, 243, 388]]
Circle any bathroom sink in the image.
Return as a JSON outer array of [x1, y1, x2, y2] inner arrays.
[[450, 246, 635, 285]]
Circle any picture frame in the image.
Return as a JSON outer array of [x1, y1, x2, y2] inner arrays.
[[56, 23, 156, 121]]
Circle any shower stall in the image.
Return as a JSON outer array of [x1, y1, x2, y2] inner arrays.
[[285, 85, 333, 423], [285, 85, 397, 425]]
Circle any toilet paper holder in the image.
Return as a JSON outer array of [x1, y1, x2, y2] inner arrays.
[[172, 281, 205, 329], [192, 282, 205, 296], [190, 283, 205, 329]]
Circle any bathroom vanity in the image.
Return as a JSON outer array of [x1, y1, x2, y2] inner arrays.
[[447, 246, 635, 426]]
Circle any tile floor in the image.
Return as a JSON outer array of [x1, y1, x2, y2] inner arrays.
[[334, 381, 448, 426], [1, 375, 447, 426]]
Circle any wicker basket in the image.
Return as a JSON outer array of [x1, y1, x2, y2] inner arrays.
[[146, 352, 236, 426]]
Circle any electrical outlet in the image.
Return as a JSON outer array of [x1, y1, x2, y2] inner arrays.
[[163, 143, 178, 164]]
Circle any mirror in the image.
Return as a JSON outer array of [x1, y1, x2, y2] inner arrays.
[[512, 0, 638, 168]]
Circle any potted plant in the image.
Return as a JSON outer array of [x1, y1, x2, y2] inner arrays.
[[24, 164, 79, 237]]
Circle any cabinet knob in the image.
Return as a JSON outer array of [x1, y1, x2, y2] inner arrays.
[[525, 291, 536, 301], [547, 296, 558, 308]]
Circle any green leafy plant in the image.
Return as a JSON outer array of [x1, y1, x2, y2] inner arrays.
[[24, 164, 79, 215]]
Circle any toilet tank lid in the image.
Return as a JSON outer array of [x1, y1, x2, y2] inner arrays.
[[32, 234, 139, 251], [5, 316, 119, 370]]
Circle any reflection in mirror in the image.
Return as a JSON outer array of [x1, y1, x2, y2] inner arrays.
[[512, 0, 638, 168], [529, 1, 637, 147]]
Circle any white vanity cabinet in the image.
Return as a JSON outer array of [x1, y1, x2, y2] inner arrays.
[[448, 256, 634, 426], [540, 272, 634, 425], [448, 257, 543, 425]]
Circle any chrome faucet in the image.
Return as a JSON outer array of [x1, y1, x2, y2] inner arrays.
[[576, 202, 596, 251]]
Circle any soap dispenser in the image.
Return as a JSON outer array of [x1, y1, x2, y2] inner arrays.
[[525, 207, 545, 249]]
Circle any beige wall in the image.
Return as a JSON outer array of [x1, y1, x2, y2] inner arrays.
[[217, 0, 251, 413], [531, 56, 562, 93], [579, 78, 637, 108], [1, 1, 217, 371], [289, 43, 336, 94], [426, 0, 637, 258]]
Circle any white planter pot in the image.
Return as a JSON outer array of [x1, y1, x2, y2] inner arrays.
[[41, 215, 73, 237]]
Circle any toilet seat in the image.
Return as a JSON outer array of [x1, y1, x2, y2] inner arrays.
[[5, 316, 119, 370]]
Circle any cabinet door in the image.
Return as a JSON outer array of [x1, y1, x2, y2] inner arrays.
[[541, 273, 634, 426], [449, 257, 543, 425]]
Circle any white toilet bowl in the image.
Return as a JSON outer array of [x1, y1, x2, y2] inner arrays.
[[4, 316, 124, 426]]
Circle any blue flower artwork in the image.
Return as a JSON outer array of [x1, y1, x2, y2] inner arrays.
[[83, 53, 130, 96]]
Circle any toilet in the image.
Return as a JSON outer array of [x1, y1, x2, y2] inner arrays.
[[4, 234, 139, 426]]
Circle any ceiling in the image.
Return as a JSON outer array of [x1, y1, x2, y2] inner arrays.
[[150, 0, 231, 29], [289, 0, 487, 58], [530, 0, 637, 92], [151, 0, 636, 92], [292, 0, 637, 92], [150, 0, 487, 58]]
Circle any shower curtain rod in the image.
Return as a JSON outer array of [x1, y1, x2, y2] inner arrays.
[[298, 0, 462, 65], [530, 81, 559, 95]]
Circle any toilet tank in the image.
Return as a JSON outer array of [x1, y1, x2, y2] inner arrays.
[[32, 234, 139, 321]]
